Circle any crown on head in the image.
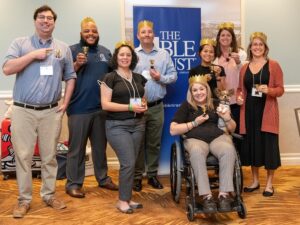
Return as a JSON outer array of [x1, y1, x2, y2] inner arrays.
[[189, 74, 211, 85], [115, 40, 134, 50], [218, 22, 234, 30], [81, 17, 96, 28], [200, 38, 216, 47], [250, 32, 267, 43], [138, 20, 154, 31]]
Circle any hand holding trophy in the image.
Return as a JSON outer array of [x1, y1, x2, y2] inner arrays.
[[150, 59, 155, 69], [82, 46, 89, 57]]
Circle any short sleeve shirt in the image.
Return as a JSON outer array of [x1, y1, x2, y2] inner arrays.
[[172, 101, 224, 143], [103, 71, 147, 120]]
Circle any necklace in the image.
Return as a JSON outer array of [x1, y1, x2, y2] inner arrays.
[[116, 69, 132, 80]]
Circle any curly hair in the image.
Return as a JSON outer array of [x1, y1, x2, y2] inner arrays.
[[110, 44, 138, 70]]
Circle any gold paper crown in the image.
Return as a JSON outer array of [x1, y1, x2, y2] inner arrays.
[[81, 17, 96, 28], [218, 22, 234, 30], [250, 32, 267, 42], [115, 40, 134, 50], [188, 74, 210, 85], [200, 38, 216, 47], [138, 20, 154, 31]]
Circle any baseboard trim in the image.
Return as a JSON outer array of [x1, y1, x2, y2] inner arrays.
[[107, 157, 120, 169], [281, 153, 300, 165]]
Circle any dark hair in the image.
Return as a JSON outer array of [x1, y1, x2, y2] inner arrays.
[[198, 44, 216, 59], [33, 5, 57, 21], [110, 45, 138, 70], [215, 28, 238, 58]]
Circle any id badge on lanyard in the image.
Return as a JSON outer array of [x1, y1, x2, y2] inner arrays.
[[130, 98, 142, 106]]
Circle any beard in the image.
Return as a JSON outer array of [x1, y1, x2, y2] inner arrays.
[[80, 35, 99, 48]]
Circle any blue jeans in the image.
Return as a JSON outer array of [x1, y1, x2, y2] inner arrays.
[[106, 118, 145, 201]]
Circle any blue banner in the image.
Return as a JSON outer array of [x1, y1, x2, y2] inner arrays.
[[133, 6, 201, 174]]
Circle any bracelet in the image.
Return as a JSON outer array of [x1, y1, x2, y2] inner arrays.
[[128, 104, 133, 112], [224, 118, 232, 123], [192, 120, 198, 128], [186, 123, 189, 132]]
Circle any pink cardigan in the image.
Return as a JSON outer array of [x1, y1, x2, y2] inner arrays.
[[237, 59, 284, 134]]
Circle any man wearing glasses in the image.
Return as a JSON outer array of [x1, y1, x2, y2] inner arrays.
[[2, 5, 76, 218]]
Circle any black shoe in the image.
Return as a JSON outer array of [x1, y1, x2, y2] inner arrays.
[[133, 179, 142, 192], [99, 180, 119, 191], [66, 188, 85, 198], [218, 195, 233, 212], [148, 177, 163, 189], [202, 198, 217, 213], [263, 187, 274, 197], [243, 184, 260, 192]]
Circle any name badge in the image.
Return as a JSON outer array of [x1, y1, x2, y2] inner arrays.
[[130, 98, 142, 106], [141, 70, 152, 80], [40, 66, 53, 76], [251, 87, 262, 97]]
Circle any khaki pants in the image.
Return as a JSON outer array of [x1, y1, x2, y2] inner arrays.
[[184, 134, 236, 196], [11, 105, 63, 203]]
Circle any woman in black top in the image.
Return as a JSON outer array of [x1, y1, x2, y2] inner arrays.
[[170, 74, 236, 213], [189, 38, 226, 99], [101, 41, 147, 214]]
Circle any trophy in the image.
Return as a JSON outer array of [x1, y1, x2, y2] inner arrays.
[[201, 105, 207, 116], [150, 59, 155, 69], [82, 46, 89, 56], [141, 97, 147, 108], [54, 49, 61, 58], [226, 47, 232, 62]]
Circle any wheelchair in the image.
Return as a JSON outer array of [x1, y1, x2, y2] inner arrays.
[[170, 134, 247, 221]]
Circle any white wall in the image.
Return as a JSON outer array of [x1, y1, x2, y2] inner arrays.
[[0, 0, 122, 91]]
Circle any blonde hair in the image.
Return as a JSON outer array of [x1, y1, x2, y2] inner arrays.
[[81, 17, 96, 29], [187, 82, 214, 111]]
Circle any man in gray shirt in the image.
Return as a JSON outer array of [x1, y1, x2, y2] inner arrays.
[[2, 5, 76, 218]]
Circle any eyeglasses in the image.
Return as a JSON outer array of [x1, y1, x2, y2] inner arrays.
[[37, 15, 54, 21]]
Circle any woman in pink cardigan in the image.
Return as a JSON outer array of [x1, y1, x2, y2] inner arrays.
[[236, 32, 284, 197]]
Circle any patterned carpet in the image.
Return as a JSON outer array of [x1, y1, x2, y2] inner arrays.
[[0, 166, 299, 225]]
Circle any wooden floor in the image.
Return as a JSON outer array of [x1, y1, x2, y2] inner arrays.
[[0, 166, 300, 225]]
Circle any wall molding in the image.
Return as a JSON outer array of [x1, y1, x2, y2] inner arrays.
[[1, 84, 300, 99], [281, 153, 300, 165]]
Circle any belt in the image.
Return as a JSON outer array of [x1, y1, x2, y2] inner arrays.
[[147, 99, 163, 108], [14, 102, 58, 110]]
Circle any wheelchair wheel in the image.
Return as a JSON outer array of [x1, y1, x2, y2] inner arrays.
[[186, 165, 196, 207], [170, 141, 182, 203], [187, 203, 195, 221], [233, 159, 243, 194], [237, 201, 247, 219]]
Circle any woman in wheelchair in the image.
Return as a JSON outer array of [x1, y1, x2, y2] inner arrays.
[[170, 75, 237, 213]]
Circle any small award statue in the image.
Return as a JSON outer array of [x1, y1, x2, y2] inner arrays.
[[141, 97, 147, 108], [82, 46, 89, 56], [226, 47, 232, 62], [54, 49, 62, 58], [150, 59, 155, 69]]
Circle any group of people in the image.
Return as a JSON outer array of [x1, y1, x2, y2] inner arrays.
[[2, 4, 284, 219], [170, 22, 284, 212]]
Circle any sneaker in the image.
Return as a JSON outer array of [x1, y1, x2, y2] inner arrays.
[[13, 202, 30, 218], [44, 197, 66, 210], [202, 197, 217, 213], [218, 195, 233, 212]]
